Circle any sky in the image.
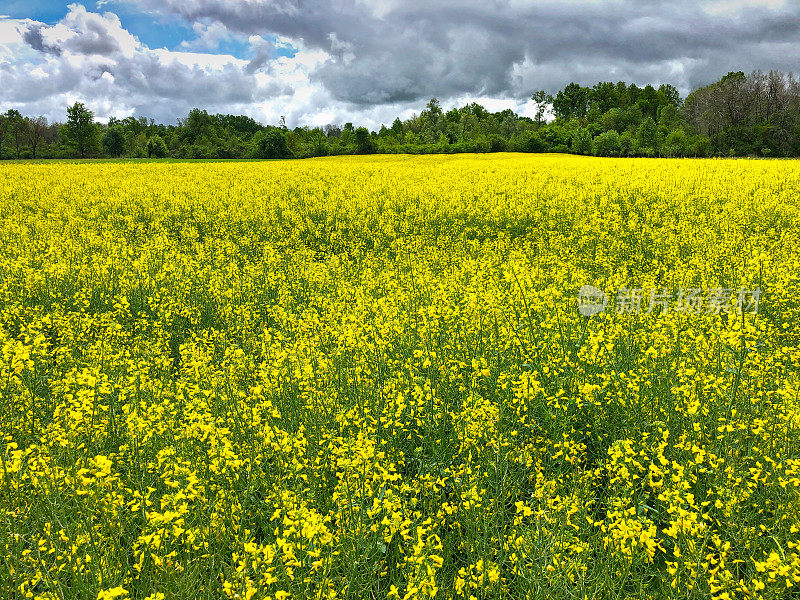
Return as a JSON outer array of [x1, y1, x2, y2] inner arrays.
[[0, 0, 798, 128]]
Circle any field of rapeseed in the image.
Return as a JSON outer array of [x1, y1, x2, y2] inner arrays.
[[1, 154, 800, 599]]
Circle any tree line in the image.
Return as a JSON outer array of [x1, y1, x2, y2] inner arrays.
[[2, 69, 799, 160]]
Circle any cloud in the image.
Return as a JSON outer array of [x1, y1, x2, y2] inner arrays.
[[245, 35, 274, 74], [21, 25, 63, 56], [702, 0, 787, 16], [120, 0, 800, 102], [181, 20, 236, 51], [21, 4, 141, 58], [0, 5, 316, 125], [2, 0, 800, 128]]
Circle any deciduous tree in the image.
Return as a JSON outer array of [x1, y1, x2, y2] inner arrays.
[[62, 102, 100, 158]]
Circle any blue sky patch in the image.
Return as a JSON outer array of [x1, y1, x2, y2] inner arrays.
[[3, 1, 297, 60]]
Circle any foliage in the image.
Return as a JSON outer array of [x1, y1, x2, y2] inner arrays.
[[511, 130, 547, 153], [637, 117, 660, 155], [593, 130, 621, 156], [571, 128, 593, 155], [3, 70, 800, 160], [61, 102, 101, 158], [684, 70, 800, 156], [102, 126, 126, 158], [354, 126, 375, 154], [147, 135, 168, 158], [252, 128, 293, 159], [4, 109, 26, 159]]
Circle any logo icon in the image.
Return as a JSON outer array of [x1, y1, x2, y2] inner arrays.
[[578, 285, 608, 316]]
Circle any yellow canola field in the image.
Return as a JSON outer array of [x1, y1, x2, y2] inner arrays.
[[1, 154, 800, 599]]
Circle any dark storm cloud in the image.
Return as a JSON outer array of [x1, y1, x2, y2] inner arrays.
[[124, 0, 800, 103], [4, 1, 800, 127]]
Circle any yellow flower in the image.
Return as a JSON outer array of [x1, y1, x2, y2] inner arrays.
[[97, 588, 128, 600]]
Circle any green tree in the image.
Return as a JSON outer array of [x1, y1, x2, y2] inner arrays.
[[689, 134, 712, 157], [637, 85, 661, 121], [637, 117, 660, 155], [658, 83, 682, 107], [615, 81, 631, 107], [513, 130, 547, 153], [390, 118, 404, 139], [5, 109, 25, 158], [253, 128, 292, 159], [553, 83, 589, 120], [593, 130, 621, 156], [665, 129, 688, 157], [62, 102, 100, 158], [147, 135, 168, 158], [354, 127, 375, 154], [531, 90, 553, 128], [619, 131, 635, 156], [600, 108, 624, 133], [571, 128, 593, 155], [129, 133, 149, 158], [421, 98, 443, 133], [0, 113, 7, 158], [27, 116, 48, 159], [307, 128, 329, 157], [120, 116, 148, 155], [591, 81, 619, 114], [404, 131, 421, 146], [621, 103, 643, 130], [658, 104, 682, 132], [487, 134, 507, 152], [102, 126, 126, 157], [341, 123, 355, 146], [627, 83, 642, 105]]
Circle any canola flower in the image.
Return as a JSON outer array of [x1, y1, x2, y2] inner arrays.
[[0, 153, 799, 599]]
